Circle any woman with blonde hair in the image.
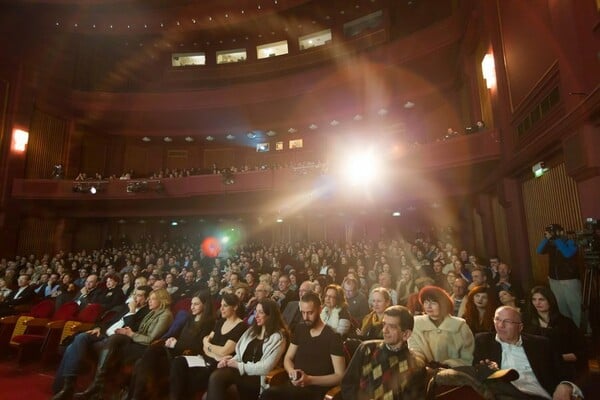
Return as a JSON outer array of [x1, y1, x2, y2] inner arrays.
[[358, 287, 392, 339], [74, 288, 173, 399]]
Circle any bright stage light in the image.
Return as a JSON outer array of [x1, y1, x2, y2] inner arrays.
[[221, 236, 230, 244], [342, 149, 381, 186]]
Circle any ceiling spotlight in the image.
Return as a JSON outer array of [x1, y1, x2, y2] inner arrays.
[[353, 114, 363, 121], [226, 134, 236, 140], [404, 101, 415, 109], [184, 136, 194, 142], [392, 211, 401, 217], [287, 128, 297, 133], [142, 136, 151, 142], [309, 124, 318, 130], [266, 130, 277, 137], [247, 132, 256, 139], [90, 186, 97, 194], [206, 135, 214, 141], [377, 108, 388, 116], [276, 217, 283, 223], [330, 120, 340, 126], [163, 136, 173, 142]]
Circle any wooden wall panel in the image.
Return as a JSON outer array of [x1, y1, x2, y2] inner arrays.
[[472, 207, 485, 258], [492, 196, 511, 263], [17, 217, 56, 256], [204, 149, 235, 170], [26, 109, 67, 178], [522, 163, 582, 284]]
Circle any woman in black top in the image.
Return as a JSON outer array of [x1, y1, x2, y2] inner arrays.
[[170, 293, 247, 400], [126, 291, 216, 399], [524, 285, 588, 381]]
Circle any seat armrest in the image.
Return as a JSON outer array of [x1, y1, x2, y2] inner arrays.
[[265, 368, 288, 386], [47, 320, 68, 330], [324, 386, 341, 400], [0, 315, 19, 324], [24, 318, 50, 327]]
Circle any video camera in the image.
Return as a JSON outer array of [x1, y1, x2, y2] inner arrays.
[[576, 218, 600, 269]]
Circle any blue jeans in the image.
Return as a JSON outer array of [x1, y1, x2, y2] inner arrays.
[[548, 278, 582, 327], [52, 332, 107, 393]]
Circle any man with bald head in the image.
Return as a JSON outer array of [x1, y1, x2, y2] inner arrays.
[[282, 280, 314, 332], [473, 306, 583, 400]]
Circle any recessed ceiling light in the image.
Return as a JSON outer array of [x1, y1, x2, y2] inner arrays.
[[309, 124, 318, 130], [266, 130, 277, 137], [287, 128, 297, 133], [226, 134, 236, 140], [247, 132, 256, 139], [377, 108, 388, 116], [353, 114, 363, 121], [184, 136, 194, 142], [163, 136, 173, 142], [206, 136, 214, 141], [404, 101, 415, 109], [142, 136, 151, 142], [330, 120, 340, 126]]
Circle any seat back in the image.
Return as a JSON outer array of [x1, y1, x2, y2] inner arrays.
[[77, 303, 104, 323], [171, 297, 191, 315], [29, 299, 55, 318], [9, 316, 34, 345], [52, 301, 79, 321]]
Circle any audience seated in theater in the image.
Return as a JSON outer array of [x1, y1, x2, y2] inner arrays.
[[472, 305, 585, 400], [120, 272, 134, 297], [51, 285, 152, 400], [100, 273, 127, 310], [0, 277, 12, 300], [407, 285, 474, 367], [523, 285, 588, 382], [495, 262, 524, 303], [445, 270, 457, 294], [498, 287, 520, 311], [342, 305, 428, 400], [260, 292, 345, 400], [396, 266, 417, 306], [0, 273, 35, 317], [71, 273, 105, 308], [358, 287, 392, 340], [468, 266, 490, 290], [281, 280, 313, 333], [164, 272, 180, 297], [406, 276, 434, 314], [73, 288, 173, 399], [126, 291, 216, 399], [462, 285, 499, 334], [205, 298, 288, 400], [342, 276, 370, 325], [246, 282, 272, 325], [431, 259, 451, 293], [272, 274, 298, 311], [450, 277, 468, 317], [320, 284, 352, 336], [369, 271, 398, 305], [169, 293, 246, 400]]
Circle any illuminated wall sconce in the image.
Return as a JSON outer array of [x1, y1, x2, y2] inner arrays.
[[481, 53, 497, 89], [12, 128, 29, 152]]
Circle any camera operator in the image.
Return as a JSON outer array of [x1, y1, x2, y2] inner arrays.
[[537, 223, 582, 327]]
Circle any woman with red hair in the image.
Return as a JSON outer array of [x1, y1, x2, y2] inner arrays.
[[462, 285, 499, 334], [407, 285, 474, 367]]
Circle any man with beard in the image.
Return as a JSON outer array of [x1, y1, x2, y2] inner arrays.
[[260, 292, 345, 400], [341, 306, 427, 400]]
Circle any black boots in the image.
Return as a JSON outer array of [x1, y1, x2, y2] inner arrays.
[[52, 376, 76, 400], [73, 348, 111, 400]]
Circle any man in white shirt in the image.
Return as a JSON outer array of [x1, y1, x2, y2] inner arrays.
[[472, 306, 583, 400]]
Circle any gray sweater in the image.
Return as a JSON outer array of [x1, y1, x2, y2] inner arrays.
[[232, 327, 287, 393]]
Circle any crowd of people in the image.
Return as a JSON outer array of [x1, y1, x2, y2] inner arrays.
[[72, 160, 327, 182], [0, 228, 594, 400]]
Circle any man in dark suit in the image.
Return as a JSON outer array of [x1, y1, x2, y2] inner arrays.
[[51, 286, 152, 399], [0, 274, 36, 317], [282, 280, 314, 332], [72, 273, 104, 308], [472, 306, 583, 400]]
